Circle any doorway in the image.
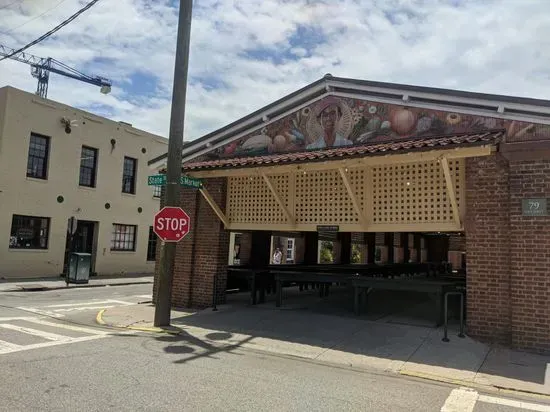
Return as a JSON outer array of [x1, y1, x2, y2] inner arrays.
[[63, 220, 98, 275]]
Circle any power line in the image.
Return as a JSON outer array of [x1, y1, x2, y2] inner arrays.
[[0, 0, 102, 63], [1, 0, 70, 35]]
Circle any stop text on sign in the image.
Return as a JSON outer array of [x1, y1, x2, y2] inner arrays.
[[155, 217, 188, 232], [153, 206, 191, 242]]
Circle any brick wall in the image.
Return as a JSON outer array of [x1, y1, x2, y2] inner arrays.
[[153, 177, 229, 309], [465, 155, 512, 344], [509, 159, 550, 353]]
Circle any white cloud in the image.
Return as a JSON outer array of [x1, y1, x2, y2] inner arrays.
[[0, 0, 549, 140]]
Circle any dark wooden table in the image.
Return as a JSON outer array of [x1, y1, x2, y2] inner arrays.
[[227, 267, 272, 305], [350, 276, 463, 326]]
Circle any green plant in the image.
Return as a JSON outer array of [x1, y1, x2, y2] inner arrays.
[[319, 241, 333, 264], [351, 244, 361, 264]]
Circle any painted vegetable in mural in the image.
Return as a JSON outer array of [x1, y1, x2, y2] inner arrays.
[[213, 95, 550, 158]]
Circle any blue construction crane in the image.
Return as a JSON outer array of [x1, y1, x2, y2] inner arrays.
[[0, 43, 112, 99]]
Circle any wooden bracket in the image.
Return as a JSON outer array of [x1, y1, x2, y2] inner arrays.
[[440, 157, 462, 229], [199, 187, 229, 227], [338, 167, 368, 228], [260, 172, 296, 226]]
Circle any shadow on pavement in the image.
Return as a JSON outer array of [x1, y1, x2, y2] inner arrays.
[[166, 286, 550, 391]]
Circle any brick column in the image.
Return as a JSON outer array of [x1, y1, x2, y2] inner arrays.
[[509, 159, 550, 353], [154, 177, 230, 309], [465, 155, 511, 344]]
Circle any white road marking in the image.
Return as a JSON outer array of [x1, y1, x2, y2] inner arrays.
[[0, 323, 71, 341], [15, 307, 63, 318], [0, 317, 38, 322], [478, 395, 550, 411], [23, 318, 111, 335], [44, 299, 133, 308], [16, 299, 135, 317], [134, 295, 152, 299], [0, 335, 105, 355], [0, 340, 22, 352], [441, 387, 478, 412]]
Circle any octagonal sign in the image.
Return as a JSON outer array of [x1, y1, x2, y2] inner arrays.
[[153, 207, 191, 242]]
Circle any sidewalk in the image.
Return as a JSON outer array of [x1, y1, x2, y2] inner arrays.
[[98, 296, 550, 398], [0, 274, 153, 292]]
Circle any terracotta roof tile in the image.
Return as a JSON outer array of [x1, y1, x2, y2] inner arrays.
[[183, 130, 504, 171]]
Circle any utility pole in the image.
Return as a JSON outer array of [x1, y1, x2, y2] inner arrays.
[[154, 0, 193, 327]]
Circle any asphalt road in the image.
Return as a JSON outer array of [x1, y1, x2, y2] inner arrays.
[[0, 284, 549, 412]]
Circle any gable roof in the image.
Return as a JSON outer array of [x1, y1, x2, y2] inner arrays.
[[148, 74, 550, 169]]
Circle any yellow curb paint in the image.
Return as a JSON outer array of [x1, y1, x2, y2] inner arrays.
[[96, 309, 106, 325], [400, 370, 550, 401], [95, 309, 181, 335]]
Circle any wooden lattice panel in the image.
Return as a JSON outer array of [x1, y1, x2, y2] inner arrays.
[[295, 169, 360, 224], [371, 159, 463, 224], [227, 174, 290, 224]]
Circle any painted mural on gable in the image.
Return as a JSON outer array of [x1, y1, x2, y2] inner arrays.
[[213, 96, 550, 158]]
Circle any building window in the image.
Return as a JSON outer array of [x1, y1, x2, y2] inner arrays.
[[286, 238, 295, 263], [153, 185, 162, 198], [111, 224, 137, 251], [79, 146, 98, 187], [122, 157, 137, 194], [26, 133, 50, 179], [147, 227, 157, 261], [9, 215, 50, 249]]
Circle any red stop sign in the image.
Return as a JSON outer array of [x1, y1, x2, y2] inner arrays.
[[153, 207, 191, 242]]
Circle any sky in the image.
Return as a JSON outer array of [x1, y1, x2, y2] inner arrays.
[[0, 0, 549, 140]]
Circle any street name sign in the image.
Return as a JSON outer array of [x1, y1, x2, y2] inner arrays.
[[147, 174, 203, 188]]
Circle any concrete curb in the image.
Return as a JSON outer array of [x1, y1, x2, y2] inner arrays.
[[2, 280, 153, 293], [95, 309, 182, 335], [399, 370, 550, 401]]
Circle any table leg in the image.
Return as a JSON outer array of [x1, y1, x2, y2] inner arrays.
[[435, 292, 443, 326], [250, 274, 257, 305], [354, 286, 361, 315], [276, 279, 282, 307]]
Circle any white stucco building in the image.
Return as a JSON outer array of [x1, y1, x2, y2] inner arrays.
[[0, 86, 167, 279]]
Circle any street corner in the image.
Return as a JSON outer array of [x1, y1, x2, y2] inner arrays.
[[95, 305, 184, 335]]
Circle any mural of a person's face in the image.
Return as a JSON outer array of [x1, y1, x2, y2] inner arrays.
[[319, 105, 341, 130]]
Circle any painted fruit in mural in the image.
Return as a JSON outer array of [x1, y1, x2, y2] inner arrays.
[[213, 94, 550, 159], [390, 108, 417, 135]]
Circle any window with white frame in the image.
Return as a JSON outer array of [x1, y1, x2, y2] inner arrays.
[[153, 185, 162, 198], [286, 238, 295, 263], [111, 224, 137, 251]]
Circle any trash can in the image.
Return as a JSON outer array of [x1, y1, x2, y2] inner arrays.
[[67, 253, 91, 284]]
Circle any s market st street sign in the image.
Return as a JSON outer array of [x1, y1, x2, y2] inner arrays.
[[148, 174, 203, 189]]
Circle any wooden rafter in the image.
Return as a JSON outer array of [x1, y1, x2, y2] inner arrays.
[[338, 167, 368, 228], [199, 187, 229, 227], [260, 171, 296, 226], [440, 156, 462, 229]]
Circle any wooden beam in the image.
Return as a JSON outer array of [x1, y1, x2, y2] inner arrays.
[[260, 172, 296, 226], [187, 145, 495, 178], [338, 167, 368, 227], [199, 187, 229, 227], [226, 222, 464, 233], [440, 156, 462, 229]]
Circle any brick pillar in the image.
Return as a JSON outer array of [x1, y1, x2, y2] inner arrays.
[[337, 232, 352, 264], [509, 159, 550, 353], [448, 234, 466, 270], [155, 177, 230, 309], [366, 233, 376, 264], [465, 155, 511, 344], [294, 235, 305, 264], [238, 233, 252, 265], [385, 233, 394, 263], [250, 231, 271, 267], [304, 232, 318, 264]]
